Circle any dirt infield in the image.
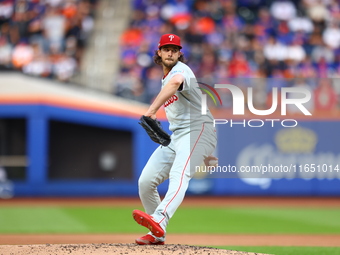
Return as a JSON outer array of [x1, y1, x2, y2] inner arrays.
[[1, 197, 339, 254], [1, 233, 340, 246], [0, 243, 270, 255]]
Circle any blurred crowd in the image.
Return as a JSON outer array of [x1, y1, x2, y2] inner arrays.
[[0, 0, 97, 82], [116, 0, 340, 112]]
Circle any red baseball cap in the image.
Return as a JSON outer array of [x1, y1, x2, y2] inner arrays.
[[158, 34, 182, 49]]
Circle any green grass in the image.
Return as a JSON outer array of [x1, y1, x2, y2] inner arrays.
[[0, 206, 142, 233], [168, 207, 340, 234], [216, 246, 340, 255], [0, 206, 339, 234]]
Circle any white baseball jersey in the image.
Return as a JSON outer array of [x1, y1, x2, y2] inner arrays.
[[162, 61, 214, 132], [137, 60, 217, 241]]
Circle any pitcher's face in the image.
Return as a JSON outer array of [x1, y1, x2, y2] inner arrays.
[[158, 46, 181, 68]]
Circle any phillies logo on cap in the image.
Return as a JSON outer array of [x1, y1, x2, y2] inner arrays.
[[158, 34, 182, 49]]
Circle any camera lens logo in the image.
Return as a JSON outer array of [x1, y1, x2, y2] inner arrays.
[[197, 82, 222, 111]]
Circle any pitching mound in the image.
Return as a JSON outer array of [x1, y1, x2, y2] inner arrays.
[[0, 243, 270, 255]]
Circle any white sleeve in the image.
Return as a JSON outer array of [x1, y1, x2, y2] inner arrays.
[[168, 66, 185, 80], [167, 66, 187, 91]]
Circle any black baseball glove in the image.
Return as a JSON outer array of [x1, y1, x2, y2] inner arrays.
[[139, 115, 171, 146]]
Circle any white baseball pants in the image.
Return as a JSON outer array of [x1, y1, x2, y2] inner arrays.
[[138, 123, 217, 235]]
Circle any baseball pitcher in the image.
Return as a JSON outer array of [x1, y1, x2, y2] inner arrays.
[[133, 34, 217, 245]]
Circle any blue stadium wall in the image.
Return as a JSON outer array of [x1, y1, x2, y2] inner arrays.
[[1, 103, 339, 196], [0, 103, 158, 197], [189, 120, 340, 196]]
